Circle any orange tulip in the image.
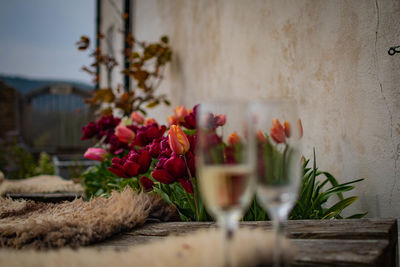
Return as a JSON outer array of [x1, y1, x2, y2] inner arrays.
[[270, 118, 286, 144], [130, 111, 144, 124], [174, 105, 188, 122], [256, 130, 267, 144], [283, 120, 291, 138], [115, 125, 135, 144], [227, 131, 241, 146], [167, 115, 179, 126], [168, 125, 190, 154]]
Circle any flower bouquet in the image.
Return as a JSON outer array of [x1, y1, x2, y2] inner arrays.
[[81, 105, 365, 221]]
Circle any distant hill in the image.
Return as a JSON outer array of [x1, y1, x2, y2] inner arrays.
[[0, 74, 93, 95]]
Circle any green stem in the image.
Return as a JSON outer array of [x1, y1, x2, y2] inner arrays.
[[183, 154, 200, 220], [282, 143, 289, 182]]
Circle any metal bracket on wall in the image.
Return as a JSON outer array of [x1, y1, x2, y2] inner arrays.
[[388, 45, 400, 56]]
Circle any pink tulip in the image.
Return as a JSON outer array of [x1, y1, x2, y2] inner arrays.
[[174, 105, 188, 122], [84, 148, 107, 161], [144, 117, 158, 126], [215, 114, 226, 126], [130, 111, 144, 124], [168, 125, 190, 154], [115, 125, 135, 144]]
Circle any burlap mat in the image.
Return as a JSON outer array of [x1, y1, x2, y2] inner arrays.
[[0, 175, 83, 196], [0, 188, 177, 249], [0, 228, 293, 267]]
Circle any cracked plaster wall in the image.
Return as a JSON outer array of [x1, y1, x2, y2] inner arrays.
[[133, 0, 400, 220]]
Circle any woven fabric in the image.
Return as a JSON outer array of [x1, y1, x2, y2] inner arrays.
[[0, 188, 176, 249]]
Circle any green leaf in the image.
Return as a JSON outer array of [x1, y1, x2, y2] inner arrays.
[[322, 196, 358, 219]]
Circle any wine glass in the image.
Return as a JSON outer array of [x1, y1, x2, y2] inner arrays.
[[250, 99, 303, 267], [197, 100, 255, 267]]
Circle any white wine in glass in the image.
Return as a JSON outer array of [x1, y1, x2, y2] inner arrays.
[[250, 99, 303, 267], [197, 101, 255, 267]]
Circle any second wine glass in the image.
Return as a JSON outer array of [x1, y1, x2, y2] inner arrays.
[[250, 99, 303, 267]]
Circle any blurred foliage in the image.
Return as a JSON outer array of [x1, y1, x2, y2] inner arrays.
[[0, 139, 54, 179]]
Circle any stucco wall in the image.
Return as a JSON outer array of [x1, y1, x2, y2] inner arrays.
[[133, 0, 400, 220]]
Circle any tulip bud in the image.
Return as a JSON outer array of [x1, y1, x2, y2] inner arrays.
[[168, 125, 190, 154], [227, 131, 241, 146], [115, 125, 136, 144], [84, 148, 107, 161], [215, 114, 226, 126], [144, 117, 158, 126], [283, 120, 291, 138], [270, 118, 286, 144], [167, 115, 179, 126], [130, 111, 144, 124], [298, 118, 303, 138], [174, 105, 188, 122]]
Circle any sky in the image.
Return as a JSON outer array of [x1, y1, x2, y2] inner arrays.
[[0, 0, 95, 84]]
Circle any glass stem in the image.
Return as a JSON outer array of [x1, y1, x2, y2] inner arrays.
[[271, 210, 286, 267], [220, 215, 238, 267]]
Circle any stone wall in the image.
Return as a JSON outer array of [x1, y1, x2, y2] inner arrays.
[[131, 0, 400, 220]]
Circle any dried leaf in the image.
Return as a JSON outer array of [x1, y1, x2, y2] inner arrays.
[[146, 100, 159, 108], [161, 36, 169, 44]]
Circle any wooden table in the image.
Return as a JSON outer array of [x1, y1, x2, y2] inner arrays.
[[96, 219, 398, 267]]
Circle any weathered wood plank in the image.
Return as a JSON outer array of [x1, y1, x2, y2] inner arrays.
[[292, 239, 390, 267], [94, 219, 398, 267]]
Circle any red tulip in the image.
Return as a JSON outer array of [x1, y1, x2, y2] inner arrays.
[[130, 111, 144, 125], [133, 124, 167, 147], [178, 178, 194, 194], [81, 122, 98, 140], [270, 118, 286, 144], [151, 154, 193, 193], [181, 105, 198, 129], [168, 125, 190, 154], [139, 176, 154, 191], [84, 148, 107, 161], [115, 125, 135, 144], [152, 169, 176, 184], [107, 149, 152, 178]]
